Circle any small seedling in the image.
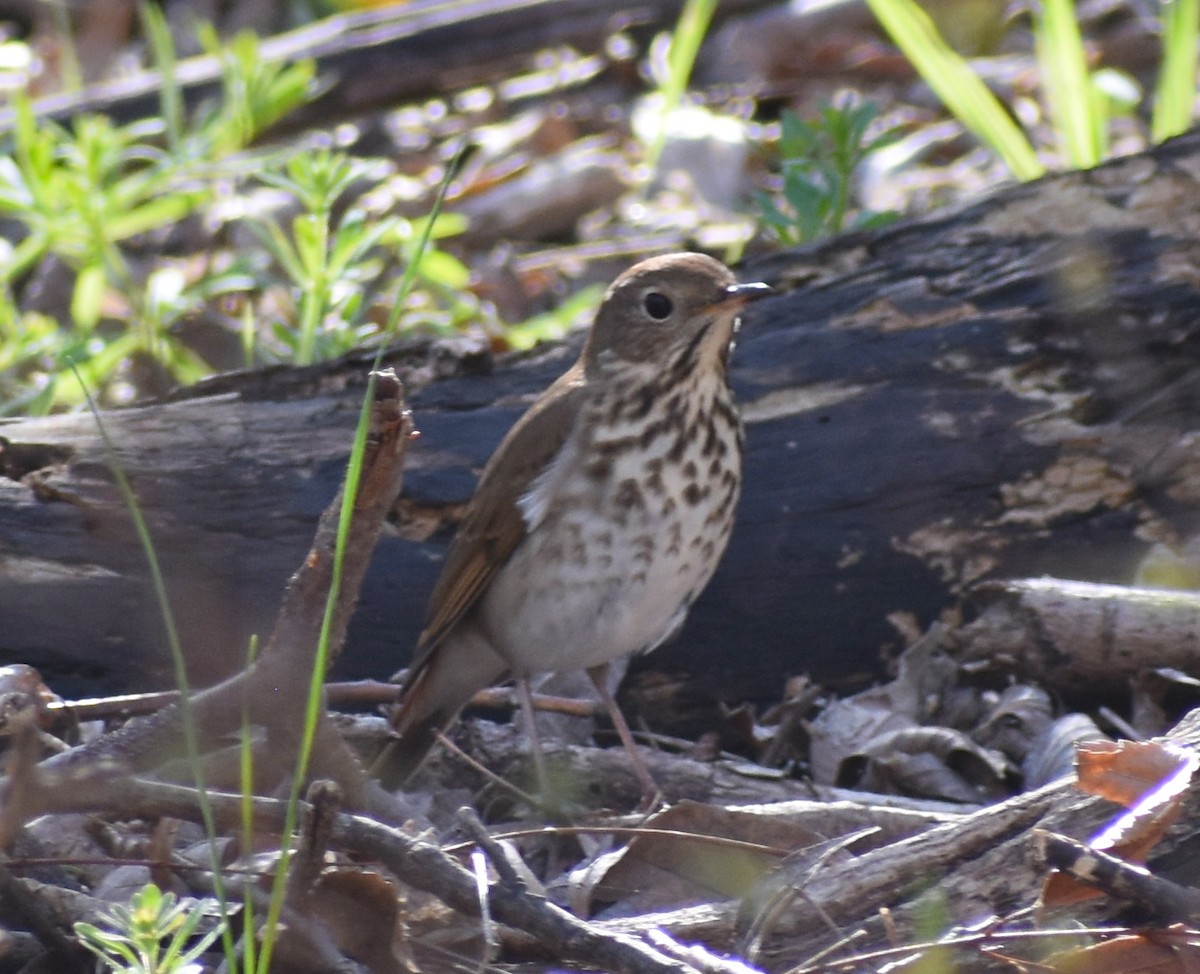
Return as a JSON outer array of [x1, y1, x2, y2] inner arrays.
[[756, 100, 902, 245], [0, 16, 316, 414], [74, 883, 226, 974]]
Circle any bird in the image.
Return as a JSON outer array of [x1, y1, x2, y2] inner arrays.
[[373, 252, 772, 804]]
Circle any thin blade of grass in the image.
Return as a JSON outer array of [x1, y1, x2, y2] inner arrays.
[[1034, 0, 1104, 167], [1153, 0, 1199, 141], [239, 634, 260, 974], [71, 366, 241, 969], [644, 0, 718, 173], [254, 136, 469, 974], [867, 0, 1045, 180], [138, 2, 183, 155]]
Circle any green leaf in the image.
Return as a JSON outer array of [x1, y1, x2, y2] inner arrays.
[[1, 231, 49, 282], [783, 174, 827, 240], [415, 248, 470, 290], [327, 214, 390, 278], [139, 1, 183, 153], [107, 191, 206, 241], [249, 219, 307, 285], [290, 212, 328, 279], [644, 0, 718, 171], [0, 157, 33, 211], [71, 263, 108, 330]]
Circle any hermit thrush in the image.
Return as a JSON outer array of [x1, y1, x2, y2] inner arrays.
[[374, 253, 771, 801]]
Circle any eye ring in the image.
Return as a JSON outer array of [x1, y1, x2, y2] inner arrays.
[[643, 291, 673, 320]]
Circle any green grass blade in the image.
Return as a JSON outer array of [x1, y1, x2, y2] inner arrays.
[[71, 366, 241, 969], [139, 1, 184, 154], [239, 634, 260, 974], [645, 0, 718, 172], [1154, 0, 1200, 141], [867, 0, 1045, 180], [255, 137, 469, 974], [1034, 0, 1104, 167]]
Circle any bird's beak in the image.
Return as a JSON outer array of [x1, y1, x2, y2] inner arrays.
[[726, 281, 773, 301], [712, 281, 773, 311]]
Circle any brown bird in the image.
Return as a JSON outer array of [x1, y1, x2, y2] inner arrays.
[[374, 253, 771, 802]]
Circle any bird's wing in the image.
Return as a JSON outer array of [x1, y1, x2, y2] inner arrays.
[[409, 364, 587, 671]]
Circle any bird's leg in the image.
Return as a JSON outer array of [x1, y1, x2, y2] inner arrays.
[[586, 664, 662, 811], [515, 676, 553, 803]]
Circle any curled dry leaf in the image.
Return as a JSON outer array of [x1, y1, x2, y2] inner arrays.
[[806, 696, 916, 786], [836, 725, 1013, 802], [1022, 713, 1109, 790]]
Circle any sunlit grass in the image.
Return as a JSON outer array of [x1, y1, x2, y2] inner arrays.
[[867, 0, 1198, 178]]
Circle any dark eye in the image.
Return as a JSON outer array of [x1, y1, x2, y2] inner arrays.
[[644, 292, 673, 320]]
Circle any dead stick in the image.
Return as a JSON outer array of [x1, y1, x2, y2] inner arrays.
[[17, 372, 413, 798]]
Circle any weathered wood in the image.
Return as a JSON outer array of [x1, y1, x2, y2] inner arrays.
[[4, 0, 777, 137], [593, 709, 1200, 972], [952, 578, 1200, 693], [4, 130, 1200, 710]]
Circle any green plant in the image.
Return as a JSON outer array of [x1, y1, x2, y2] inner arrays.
[[253, 150, 396, 365], [0, 7, 494, 417], [250, 148, 473, 365], [194, 24, 317, 157], [0, 99, 210, 411], [74, 883, 226, 974], [1035, 0, 1102, 168], [1155, 0, 1200, 141], [756, 100, 902, 245], [0, 13, 317, 414], [0, 98, 206, 303], [867, 0, 1200, 177]]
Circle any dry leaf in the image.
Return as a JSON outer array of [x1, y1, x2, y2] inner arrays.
[[1041, 740, 1199, 907], [1041, 927, 1200, 974]]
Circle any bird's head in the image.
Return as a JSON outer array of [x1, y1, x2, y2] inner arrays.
[[583, 252, 771, 377]]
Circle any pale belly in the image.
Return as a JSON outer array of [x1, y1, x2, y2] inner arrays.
[[477, 388, 740, 676], [479, 505, 729, 675]]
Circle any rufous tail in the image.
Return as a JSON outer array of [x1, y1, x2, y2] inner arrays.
[[371, 635, 508, 790]]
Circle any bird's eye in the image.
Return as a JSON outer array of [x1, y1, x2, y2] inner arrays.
[[643, 292, 673, 320]]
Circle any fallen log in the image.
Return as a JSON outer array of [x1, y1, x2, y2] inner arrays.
[[6, 0, 777, 137], [952, 578, 1200, 695], [3, 129, 1200, 719]]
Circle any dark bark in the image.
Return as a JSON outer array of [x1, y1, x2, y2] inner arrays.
[[3, 130, 1200, 720]]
